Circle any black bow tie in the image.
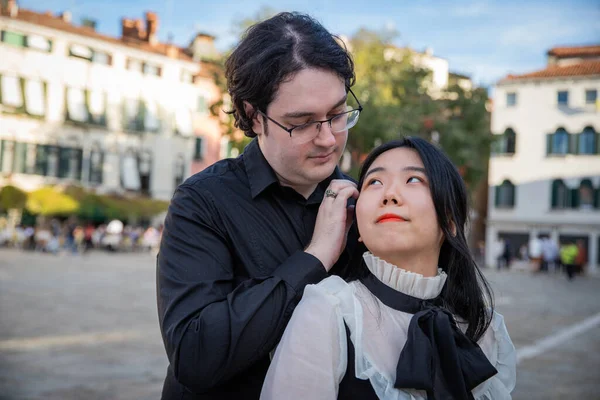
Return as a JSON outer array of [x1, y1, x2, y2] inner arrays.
[[359, 272, 497, 400]]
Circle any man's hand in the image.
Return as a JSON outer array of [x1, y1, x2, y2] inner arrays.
[[305, 179, 359, 271]]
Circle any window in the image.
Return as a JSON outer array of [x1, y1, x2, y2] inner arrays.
[[127, 59, 144, 73], [69, 44, 93, 60], [579, 179, 594, 210], [66, 87, 88, 122], [26, 35, 51, 52], [194, 137, 204, 161], [1, 30, 26, 47], [578, 127, 597, 155], [506, 92, 517, 107], [58, 147, 82, 180], [495, 180, 515, 208], [143, 100, 160, 132], [143, 63, 161, 76], [0, 140, 14, 173], [24, 79, 45, 116], [551, 179, 569, 209], [547, 128, 569, 155], [12, 142, 28, 174], [557, 90, 569, 106], [124, 98, 143, 131], [138, 151, 152, 194], [88, 90, 106, 125], [585, 89, 598, 105], [0, 74, 23, 109], [34, 144, 50, 176], [92, 51, 111, 65], [89, 145, 104, 185]]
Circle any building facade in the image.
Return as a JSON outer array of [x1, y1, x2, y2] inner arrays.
[[0, 2, 224, 201], [487, 45, 600, 272]]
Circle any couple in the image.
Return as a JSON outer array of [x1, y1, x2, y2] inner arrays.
[[156, 12, 516, 400]]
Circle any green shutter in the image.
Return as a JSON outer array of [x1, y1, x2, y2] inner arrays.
[[569, 133, 578, 155], [596, 133, 600, 155], [546, 133, 553, 155], [551, 180, 558, 208], [35, 145, 49, 176], [569, 188, 579, 209], [495, 186, 500, 207], [510, 183, 516, 207], [594, 188, 600, 209], [2, 31, 26, 47]]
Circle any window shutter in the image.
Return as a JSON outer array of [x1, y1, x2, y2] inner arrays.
[[495, 186, 500, 207], [569, 188, 579, 209], [546, 133, 553, 155], [569, 133, 578, 155]]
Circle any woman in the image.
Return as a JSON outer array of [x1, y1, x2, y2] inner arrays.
[[261, 138, 516, 399]]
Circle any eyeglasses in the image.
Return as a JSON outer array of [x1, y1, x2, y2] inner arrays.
[[256, 87, 363, 144]]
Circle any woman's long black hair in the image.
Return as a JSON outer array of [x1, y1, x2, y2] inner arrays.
[[349, 137, 494, 342]]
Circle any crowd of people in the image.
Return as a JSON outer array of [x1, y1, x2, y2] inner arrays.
[[491, 235, 588, 280], [0, 216, 163, 255]]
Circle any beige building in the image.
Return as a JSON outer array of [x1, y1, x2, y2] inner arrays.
[[0, 1, 225, 202], [487, 45, 600, 272]]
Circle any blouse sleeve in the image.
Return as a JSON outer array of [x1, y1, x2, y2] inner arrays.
[[260, 277, 348, 400], [473, 311, 517, 400]]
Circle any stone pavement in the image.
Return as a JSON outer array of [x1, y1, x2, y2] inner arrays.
[[0, 249, 599, 399]]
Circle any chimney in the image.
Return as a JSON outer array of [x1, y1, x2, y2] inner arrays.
[[121, 17, 145, 41], [60, 11, 72, 23], [6, 0, 18, 17], [166, 44, 179, 59], [191, 33, 218, 62], [145, 11, 159, 46]]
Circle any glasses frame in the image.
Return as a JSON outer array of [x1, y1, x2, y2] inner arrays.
[[256, 87, 363, 138]]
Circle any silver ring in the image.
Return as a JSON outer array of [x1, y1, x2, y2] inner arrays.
[[325, 189, 338, 199]]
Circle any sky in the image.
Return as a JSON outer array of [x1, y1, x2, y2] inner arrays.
[[20, 0, 600, 87]]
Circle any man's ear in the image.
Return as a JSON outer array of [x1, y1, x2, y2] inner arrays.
[[243, 101, 265, 136]]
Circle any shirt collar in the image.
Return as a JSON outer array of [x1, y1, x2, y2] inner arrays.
[[243, 138, 349, 201], [243, 138, 279, 199]]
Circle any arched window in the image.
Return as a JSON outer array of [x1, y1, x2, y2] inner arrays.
[[504, 128, 516, 154], [549, 128, 569, 155], [578, 127, 597, 155], [551, 179, 569, 209], [495, 180, 515, 208]]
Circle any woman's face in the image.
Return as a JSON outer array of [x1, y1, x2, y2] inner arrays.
[[356, 147, 443, 262]]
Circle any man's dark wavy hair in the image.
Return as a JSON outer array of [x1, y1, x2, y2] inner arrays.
[[225, 12, 355, 137]]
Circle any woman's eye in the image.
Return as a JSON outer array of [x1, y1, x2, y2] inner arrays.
[[367, 179, 382, 186], [407, 176, 423, 183]]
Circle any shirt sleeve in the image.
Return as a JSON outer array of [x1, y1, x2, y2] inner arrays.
[[157, 183, 328, 393], [473, 311, 517, 400], [260, 279, 348, 400]]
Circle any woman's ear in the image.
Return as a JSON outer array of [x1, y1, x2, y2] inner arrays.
[[449, 220, 457, 238]]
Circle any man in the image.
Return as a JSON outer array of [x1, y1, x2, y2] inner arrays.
[[157, 12, 361, 399]]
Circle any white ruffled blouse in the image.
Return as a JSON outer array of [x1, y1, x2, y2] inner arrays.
[[261, 252, 517, 400]]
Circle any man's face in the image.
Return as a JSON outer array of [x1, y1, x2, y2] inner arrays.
[[252, 68, 349, 193]]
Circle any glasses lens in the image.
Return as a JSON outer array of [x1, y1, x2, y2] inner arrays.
[[331, 110, 360, 133]]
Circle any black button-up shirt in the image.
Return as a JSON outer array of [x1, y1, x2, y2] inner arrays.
[[157, 138, 356, 399]]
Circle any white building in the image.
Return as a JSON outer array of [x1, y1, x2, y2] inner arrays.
[[487, 45, 600, 272], [0, 2, 217, 201]]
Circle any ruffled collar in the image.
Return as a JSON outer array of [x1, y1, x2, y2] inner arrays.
[[362, 252, 447, 300]]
